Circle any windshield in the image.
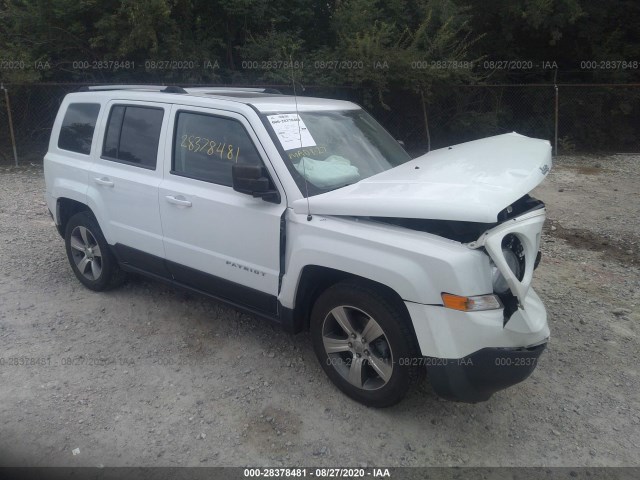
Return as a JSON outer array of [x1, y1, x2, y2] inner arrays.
[[261, 109, 411, 196]]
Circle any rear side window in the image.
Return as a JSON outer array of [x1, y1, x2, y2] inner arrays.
[[58, 103, 101, 155], [102, 105, 164, 169], [172, 111, 263, 186]]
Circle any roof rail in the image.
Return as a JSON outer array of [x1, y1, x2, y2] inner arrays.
[[78, 85, 187, 94], [184, 87, 282, 95]]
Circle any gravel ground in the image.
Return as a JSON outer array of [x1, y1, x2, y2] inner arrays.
[[0, 154, 638, 467]]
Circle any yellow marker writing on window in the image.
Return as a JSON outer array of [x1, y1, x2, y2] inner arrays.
[[180, 134, 240, 162]]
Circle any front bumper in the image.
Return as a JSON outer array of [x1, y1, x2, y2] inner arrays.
[[426, 342, 546, 402], [405, 287, 549, 359], [405, 285, 549, 402], [405, 207, 550, 401]]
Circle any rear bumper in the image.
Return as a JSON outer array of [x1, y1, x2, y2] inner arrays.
[[426, 342, 546, 402]]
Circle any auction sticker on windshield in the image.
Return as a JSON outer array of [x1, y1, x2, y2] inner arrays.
[[267, 113, 316, 150]]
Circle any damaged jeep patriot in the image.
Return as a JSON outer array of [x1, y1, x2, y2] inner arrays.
[[44, 85, 551, 407]]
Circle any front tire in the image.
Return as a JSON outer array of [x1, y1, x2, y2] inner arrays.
[[310, 280, 421, 407], [64, 211, 125, 291]]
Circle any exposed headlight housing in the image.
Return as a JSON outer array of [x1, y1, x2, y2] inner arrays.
[[491, 234, 525, 294]]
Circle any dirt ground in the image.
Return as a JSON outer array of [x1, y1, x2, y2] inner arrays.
[[0, 154, 638, 468]]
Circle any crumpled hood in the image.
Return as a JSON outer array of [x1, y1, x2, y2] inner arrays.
[[293, 132, 552, 223]]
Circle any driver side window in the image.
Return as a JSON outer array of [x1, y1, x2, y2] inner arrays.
[[172, 111, 263, 186]]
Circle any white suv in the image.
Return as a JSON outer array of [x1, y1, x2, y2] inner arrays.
[[44, 85, 552, 407]]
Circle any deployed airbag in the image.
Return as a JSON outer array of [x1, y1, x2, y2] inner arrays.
[[294, 155, 360, 188]]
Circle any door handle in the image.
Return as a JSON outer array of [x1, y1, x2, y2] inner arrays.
[[165, 195, 192, 207], [94, 177, 114, 187]]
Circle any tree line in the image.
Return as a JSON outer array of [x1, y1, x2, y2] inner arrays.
[[0, 0, 638, 152], [1, 0, 638, 88]]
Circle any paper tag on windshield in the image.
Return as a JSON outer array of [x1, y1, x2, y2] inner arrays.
[[267, 114, 316, 151]]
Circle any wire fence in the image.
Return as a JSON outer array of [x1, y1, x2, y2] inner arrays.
[[0, 82, 639, 165]]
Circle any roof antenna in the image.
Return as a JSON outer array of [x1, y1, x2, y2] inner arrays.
[[289, 54, 312, 221]]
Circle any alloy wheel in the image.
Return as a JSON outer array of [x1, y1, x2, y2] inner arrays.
[[69, 225, 103, 281], [322, 305, 394, 390]]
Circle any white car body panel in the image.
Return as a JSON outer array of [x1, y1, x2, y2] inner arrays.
[[282, 207, 548, 358], [44, 152, 91, 223], [44, 94, 99, 223], [406, 288, 549, 358], [279, 212, 494, 308], [158, 105, 285, 296], [85, 100, 170, 259], [292, 132, 552, 223]]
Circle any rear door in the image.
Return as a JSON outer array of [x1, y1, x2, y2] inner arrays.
[[87, 100, 169, 275], [158, 106, 286, 315]]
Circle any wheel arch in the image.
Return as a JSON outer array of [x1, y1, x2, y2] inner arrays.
[[56, 197, 93, 237], [290, 265, 417, 341]]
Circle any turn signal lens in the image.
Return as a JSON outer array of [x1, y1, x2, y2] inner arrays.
[[441, 293, 503, 312]]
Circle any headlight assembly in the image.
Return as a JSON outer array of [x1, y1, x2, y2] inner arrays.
[[491, 234, 525, 294]]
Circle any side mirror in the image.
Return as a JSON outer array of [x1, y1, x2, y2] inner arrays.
[[232, 164, 280, 203]]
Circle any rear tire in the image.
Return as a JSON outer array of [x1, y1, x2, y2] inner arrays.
[[310, 280, 421, 407], [64, 211, 125, 291]]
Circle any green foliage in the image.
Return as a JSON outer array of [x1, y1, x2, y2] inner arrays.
[[1, 0, 638, 153], [3, 0, 637, 88], [92, 0, 177, 57], [0, 0, 480, 95], [464, 0, 583, 54], [301, 0, 481, 107]]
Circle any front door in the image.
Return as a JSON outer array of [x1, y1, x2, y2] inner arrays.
[[158, 106, 286, 315]]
